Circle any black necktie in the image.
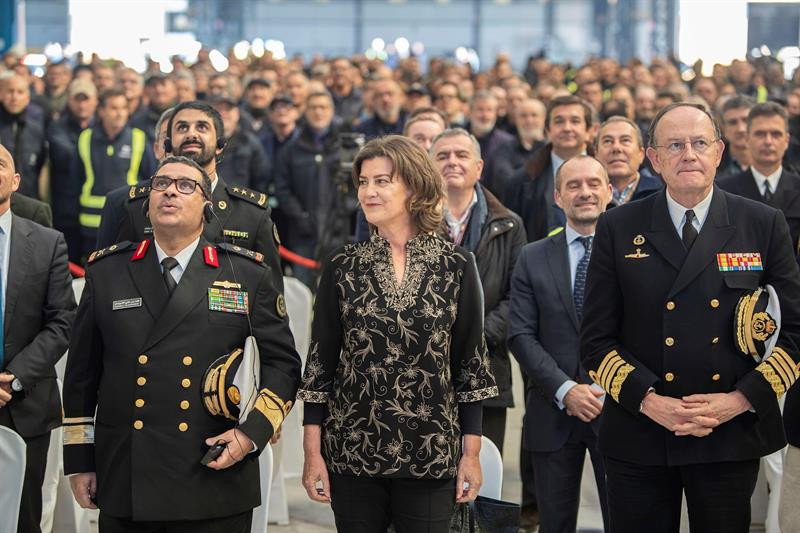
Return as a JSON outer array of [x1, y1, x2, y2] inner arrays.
[[161, 257, 179, 295], [763, 181, 773, 203], [682, 210, 698, 250], [573, 235, 593, 323]]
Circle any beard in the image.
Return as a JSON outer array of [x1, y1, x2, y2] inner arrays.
[[177, 141, 215, 167]]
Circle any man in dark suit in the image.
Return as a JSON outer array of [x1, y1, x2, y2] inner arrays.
[[63, 155, 301, 532], [97, 101, 284, 292], [0, 144, 76, 533], [505, 95, 596, 242], [509, 155, 611, 533], [581, 102, 800, 533], [719, 102, 800, 253]]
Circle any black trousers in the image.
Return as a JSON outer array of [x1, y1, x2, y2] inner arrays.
[[0, 410, 51, 533], [519, 375, 538, 512], [604, 456, 759, 533], [481, 406, 507, 455], [531, 422, 608, 533], [99, 509, 253, 533], [329, 473, 456, 533]]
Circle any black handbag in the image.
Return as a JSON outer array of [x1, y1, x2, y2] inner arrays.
[[450, 496, 521, 533]]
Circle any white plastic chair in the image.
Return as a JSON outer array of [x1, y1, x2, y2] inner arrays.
[[478, 435, 503, 499], [251, 441, 274, 533], [0, 425, 26, 533], [268, 277, 313, 525]]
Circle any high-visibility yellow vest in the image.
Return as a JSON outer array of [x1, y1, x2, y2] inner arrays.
[[78, 127, 145, 228]]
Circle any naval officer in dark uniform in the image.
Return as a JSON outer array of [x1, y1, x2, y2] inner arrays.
[[62, 155, 301, 532], [580, 102, 800, 533], [97, 101, 284, 292]]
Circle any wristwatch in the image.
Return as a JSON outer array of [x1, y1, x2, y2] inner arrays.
[[639, 387, 655, 412], [11, 378, 23, 392]]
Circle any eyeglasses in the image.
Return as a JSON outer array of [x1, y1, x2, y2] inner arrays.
[[653, 138, 719, 155], [150, 175, 206, 197]]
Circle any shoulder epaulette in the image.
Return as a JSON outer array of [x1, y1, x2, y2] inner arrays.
[[227, 185, 268, 209], [217, 242, 265, 264], [87, 241, 135, 264], [128, 185, 150, 201]]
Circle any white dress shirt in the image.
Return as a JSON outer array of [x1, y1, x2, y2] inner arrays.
[[154, 237, 200, 284], [666, 187, 713, 237], [751, 166, 782, 197]]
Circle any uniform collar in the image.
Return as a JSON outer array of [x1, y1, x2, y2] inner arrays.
[[665, 186, 713, 232], [154, 236, 200, 271]]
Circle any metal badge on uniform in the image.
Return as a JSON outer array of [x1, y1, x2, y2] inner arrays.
[[624, 248, 649, 259], [208, 287, 249, 314], [717, 252, 763, 271], [112, 298, 142, 311], [633, 234, 645, 245]]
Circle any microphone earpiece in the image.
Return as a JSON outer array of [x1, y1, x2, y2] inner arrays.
[[163, 137, 173, 154], [204, 202, 214, 224]]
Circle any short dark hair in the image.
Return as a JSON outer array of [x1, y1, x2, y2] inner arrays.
[[167, 100, 225, 142], [155, 155, 212, 200], [647, 102, 722, 148], [98, 88, 127, 108], [721, 95, 755, 116], [596, 116, 644, 149], [408, 106, 448, 127], [545, 95, 594, 131], [747, 101, 788, 131]]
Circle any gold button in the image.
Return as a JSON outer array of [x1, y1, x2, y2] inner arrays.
[[182, 356, 193, 366], [135, 399, 145, 408], [180, 400, 190, 410], [665, 372, 675, 382], [665, 337, 674, 346], [178, 422, 188, 432], [712, 337, 719, 344], [133, 420, 143, 430], [710, 299, 720, 308], [181, 378, 191, 388], [712, 373, 721, 381], [666, 301, 676, 311], [138, 355, 148, 364], [137, 377, 147, 386]]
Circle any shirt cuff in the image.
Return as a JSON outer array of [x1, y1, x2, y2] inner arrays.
[[554, 380, 578, 410]]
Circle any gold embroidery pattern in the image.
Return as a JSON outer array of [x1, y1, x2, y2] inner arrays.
[[298, 233, 497, 479], [756, 361, 786, 398], [609, 364, 635, 402]]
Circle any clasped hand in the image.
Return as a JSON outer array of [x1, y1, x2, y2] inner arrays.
[[641, 390, 752, 437]]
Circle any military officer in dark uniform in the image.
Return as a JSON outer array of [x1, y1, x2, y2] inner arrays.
[[580, 102, 800, 533], [62, 155, 301, 532], [97, 101, 284, 292]]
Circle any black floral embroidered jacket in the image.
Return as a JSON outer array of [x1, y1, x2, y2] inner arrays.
[[298, 232, 498, 479]]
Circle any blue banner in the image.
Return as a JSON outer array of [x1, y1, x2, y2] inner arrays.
[[0, 1, 16, 55]]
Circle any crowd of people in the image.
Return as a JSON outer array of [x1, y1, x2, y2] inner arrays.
[[1, 43, 800, 533]]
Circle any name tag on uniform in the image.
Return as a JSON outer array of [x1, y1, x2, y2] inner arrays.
[[112, 298, 142, 311], [208, 288, 249, 314], [717, 252, 763, 271]]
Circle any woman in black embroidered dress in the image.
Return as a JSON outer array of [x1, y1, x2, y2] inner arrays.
[[298, 135, 497, 532]]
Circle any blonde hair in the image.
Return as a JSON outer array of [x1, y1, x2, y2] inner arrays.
[[352, 135, 445, 234]]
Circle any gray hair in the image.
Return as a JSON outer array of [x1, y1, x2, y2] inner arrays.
[[430, 127, 482, 159]]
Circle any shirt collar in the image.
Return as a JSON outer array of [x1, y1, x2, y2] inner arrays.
[[444, 187, 478, 228], [0, 207, 12, 236], [665, 187, 713, 231], [751, 165, 782, 193], [154, 236, 200, 271], [564, 223, 594, 245]]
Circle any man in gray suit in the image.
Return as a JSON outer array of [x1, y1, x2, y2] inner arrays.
[[509, 155, 612, 533]]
